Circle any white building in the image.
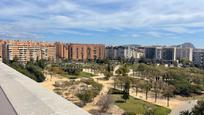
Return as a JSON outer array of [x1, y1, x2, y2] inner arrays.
[[105, 46, 144, 60], [176, 47, 193, 61]]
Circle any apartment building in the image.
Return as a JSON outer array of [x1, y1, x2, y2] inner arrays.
[[193, 49, 204, 66], [0, 40, 56, 63], [68, 44, 105, 61], [105, 46, 144, 60], [162, 47, 177, 62], [144, 47, 163, 60], [176, 47, 193, 61], [132, 49, 144, 59], [47, 46, 57, 61], [55, 42, 68, 59], [144, 46, 177, 62]]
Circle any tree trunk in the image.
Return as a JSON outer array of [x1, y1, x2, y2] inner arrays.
[[146, 90, 148, 100], [135, 87, 138, 96], [155, 91, 157, 103], [167, 94, 170, 107], [154, 85, 157, 103], [133, 70, 135, 76]]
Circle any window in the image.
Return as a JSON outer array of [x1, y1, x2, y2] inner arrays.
[[87, 48, 91, 59], [76, 48, 79, 59], [81, 48, 84, 59]]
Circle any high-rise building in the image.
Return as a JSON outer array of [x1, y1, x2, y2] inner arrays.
[[193, 49, 204, 66], [47, 45, 57, 61], [145, 46, 193, 63], [105, 46, 116, 59], [162, 47, 177, 62], [176, 47, 193, 61], [55, 42, 69, 59], [144, 47, 162, 60]]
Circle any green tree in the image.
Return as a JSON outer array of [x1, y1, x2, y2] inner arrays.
[[192, 100, 204, 115], [63, 64, 82, 75], [132, 79, 141, 96], [180, 110, 192, 115], [163, 84, 176, 107], [116, 64, 129, 77], [123, 80, 130, 102], [26, 63, 45, 82], [143, 81, 152, 100], [104, 63, 113, 80]]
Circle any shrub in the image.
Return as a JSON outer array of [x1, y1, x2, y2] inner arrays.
[[64, 64, 82, 75]]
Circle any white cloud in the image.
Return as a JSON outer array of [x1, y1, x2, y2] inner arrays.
[[0, 0, 204, 39]]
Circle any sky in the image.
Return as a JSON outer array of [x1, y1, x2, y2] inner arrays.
[[0, 0, 204, 48]]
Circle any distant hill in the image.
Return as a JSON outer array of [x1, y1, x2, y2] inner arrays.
[[122, 44, 141, 48], [177, 43, 195, 49]]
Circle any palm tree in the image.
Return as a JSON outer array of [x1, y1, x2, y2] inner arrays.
[[143, 81, 152, 100], [132, 64, 138, 77], [133, 79, 141, 96], [116, 64, 129, 77], [104, 63, 113, 80], [163, 84, 176, 107], [123, 80, 130, 102]]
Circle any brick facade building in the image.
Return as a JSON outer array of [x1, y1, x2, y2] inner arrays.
[[68, 44, 105, 61], [0, 40, 56, 63]]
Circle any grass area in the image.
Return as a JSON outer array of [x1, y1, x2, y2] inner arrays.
[[68, 72, 96, 79], [78, 72, 96, 78], [46, 65, 96, 79], [111, 94, 171, 115]]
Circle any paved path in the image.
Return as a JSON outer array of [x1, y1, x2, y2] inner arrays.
[[169, 100, 197, 115], [83, 73, 114, 111]]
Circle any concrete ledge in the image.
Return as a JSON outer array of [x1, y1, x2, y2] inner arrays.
[[0, 63, 90, 115]]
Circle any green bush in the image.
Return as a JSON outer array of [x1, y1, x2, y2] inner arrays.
[[26, 63, 45, 82], [8, 62, 45, 82], [108, 88, 123, 94], [63, 64, 82, 75], [76, 90, 93, 103]]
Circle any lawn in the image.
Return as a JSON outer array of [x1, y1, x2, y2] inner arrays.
[[68, 72, 96, 79], [78, 72, 96, 78], [111, 94, 171, 115]]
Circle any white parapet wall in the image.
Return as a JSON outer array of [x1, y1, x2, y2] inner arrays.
[[0, 62, 90, 115]]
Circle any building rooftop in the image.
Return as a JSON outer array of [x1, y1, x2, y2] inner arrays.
[[0, 62, 90, 115], [0, 86, 17, 115]]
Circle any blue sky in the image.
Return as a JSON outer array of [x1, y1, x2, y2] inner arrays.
[[0, 0, 204, 48]]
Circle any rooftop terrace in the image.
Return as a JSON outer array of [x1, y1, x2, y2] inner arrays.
[[0, 62, 90, 115]]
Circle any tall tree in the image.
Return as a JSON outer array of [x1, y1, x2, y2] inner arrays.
[[133, 79, 141, 96], [104, 63, 113, 80], [180, 110, 192, 115], [163, 84, 176, 107], [123, 80, 130, 102], [192, 100, 204, 115], [143, 81, 152, 100]]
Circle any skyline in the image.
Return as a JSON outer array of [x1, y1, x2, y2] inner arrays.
[[1, 0, 204, 48]]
